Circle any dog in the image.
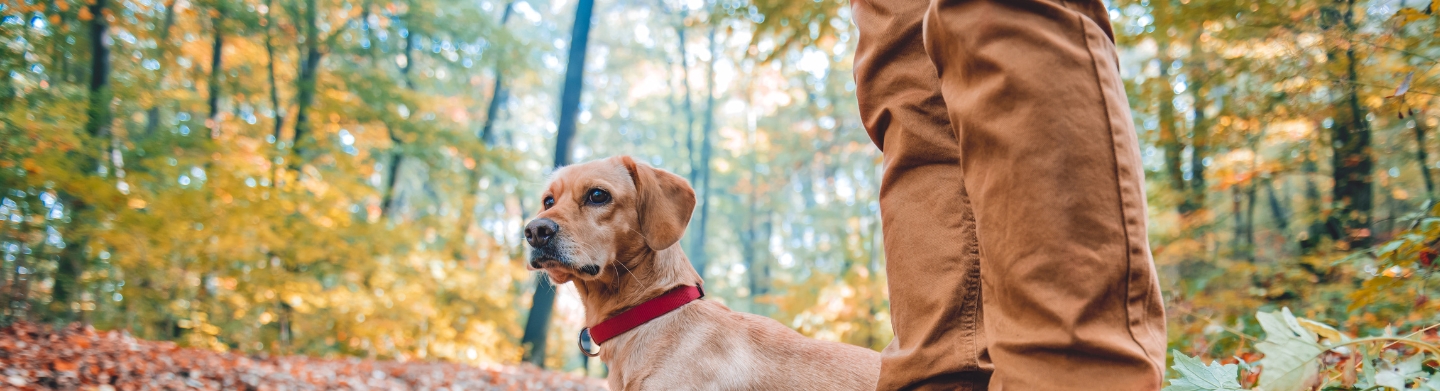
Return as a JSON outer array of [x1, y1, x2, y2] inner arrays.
[[523, 156, 880, 390]]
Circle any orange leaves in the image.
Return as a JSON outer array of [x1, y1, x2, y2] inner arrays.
[[51, 358, 79, 372], [0, 322, 605, 390], [20, 158, 40, 175], [1395, 8, 1430, 27]]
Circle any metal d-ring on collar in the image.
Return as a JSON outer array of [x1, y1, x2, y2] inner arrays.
[[579, 327, 601, 357]]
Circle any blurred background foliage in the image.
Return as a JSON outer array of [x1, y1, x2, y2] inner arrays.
[[2, 0, 1439, 379]]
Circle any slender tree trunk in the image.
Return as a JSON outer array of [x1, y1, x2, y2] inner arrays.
[[265, 0, 284, 145], [5, 213, 32, 321], [478, 1, 515, 145], [11, 243, 30, 320], [1243, 132, 1260, 261], [380, 152, 405, 218], [689, 25, 719, 278], [1266, 176, 1290, 234], [1156, 43, 1186, 202], [83, 0, 112, 140], [381, 15, 419, 219], [521, 0, 594, 367], [455, 1, 517, 253], [742, 116, 760, 313], [0, 224, 7, 320], [675, 12, 699, 184], [1183, 44, 1208, 216], [207, 1, 226, 138], [1412, 109, 1435, 199], [1300, 142, 1327, 252], [1231, 185, 1243, 251], [360, 0, 378, 61], [1325, 0, 1374, 247], [44, 1, 70, 86], [401, 17, 416, 89], [57, 0, 113, 321], [290, 0, 324, 168], [143, 0, 179, 135], [1244, 177, 1258, 261]]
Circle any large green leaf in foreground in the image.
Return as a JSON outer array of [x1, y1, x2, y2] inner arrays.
[[1255, 308, 1325, 391], [1163, 350, 1246, 391]]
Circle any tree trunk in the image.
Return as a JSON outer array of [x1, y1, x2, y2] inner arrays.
[[455, 1, 517, 253], [401, 16, 416, 89], [1182, 44, 1208, 216], [1325, 0, 1374, 247], [360, 0, 378, 61], [1156, 42, 1186, 202], [1265, 176, 1289, 234], [1300, 143, 1327, 252], [675, 12, 699, 184], [688, 25, 719, 279], [478, 2, 515, 145], [207, 1, 226, 138], [380, 152, 405, 218], [742, 119, 761, 313], [381, 15, 419, 219], [290, 0, 324, 168], [57, 0, 113, 321], [521, 0, 594, 368], [1231, 185, 1243, 253], [143, 0, 179, 136], [1243, 132, 1260, 262], [1413, 109, 1435, 200], [265, 0, 284, 146], [83, 0, 112, 140], [1244, 175, 1258, 261]]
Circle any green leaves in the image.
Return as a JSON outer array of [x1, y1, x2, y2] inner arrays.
[[1168, 308, 1440, 391], [1256, 308, 1326, 391], [1374, 355, 1427, 390], [1165, 350, 1246, 391]]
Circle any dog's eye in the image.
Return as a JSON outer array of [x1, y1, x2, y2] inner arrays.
[[586, 188, 611, 205], [543, 196, 555, 209]]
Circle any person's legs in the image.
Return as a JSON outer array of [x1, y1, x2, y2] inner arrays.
[[922, 0, 1167, 389], [852, 1, 992, 390]]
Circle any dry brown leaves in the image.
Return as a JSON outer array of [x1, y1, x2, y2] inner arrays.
[[0, 323, 608, 391]]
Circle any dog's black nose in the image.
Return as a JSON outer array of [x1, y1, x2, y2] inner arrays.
[[525, 218, 559, 248]]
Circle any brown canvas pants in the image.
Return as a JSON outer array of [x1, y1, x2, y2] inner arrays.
[[851, 0, 1167, 389]]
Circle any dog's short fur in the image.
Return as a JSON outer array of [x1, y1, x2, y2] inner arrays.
[[525, 156, 880, 390]]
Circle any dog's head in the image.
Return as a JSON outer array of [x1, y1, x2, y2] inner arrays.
[[524, 156, 696, 284]]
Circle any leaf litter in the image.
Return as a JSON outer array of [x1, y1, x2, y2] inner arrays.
[[0, 322, 608, 391]]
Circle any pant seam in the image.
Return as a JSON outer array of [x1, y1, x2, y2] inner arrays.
[[1071, 5, 1154, 364], [960, 188, 981, 371]]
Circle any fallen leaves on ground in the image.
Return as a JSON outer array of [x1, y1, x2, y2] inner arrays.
[[0, 322, 608, 390]]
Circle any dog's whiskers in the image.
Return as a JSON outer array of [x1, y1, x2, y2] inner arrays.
[[615, 256, 641, 287]]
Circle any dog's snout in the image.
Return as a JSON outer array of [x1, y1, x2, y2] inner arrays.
[[525, 218, 559, 248]]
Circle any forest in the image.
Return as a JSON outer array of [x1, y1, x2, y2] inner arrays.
[[2, 0, 1440, 389]]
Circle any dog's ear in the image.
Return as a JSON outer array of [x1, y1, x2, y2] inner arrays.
[[620, 156, 696, 251]]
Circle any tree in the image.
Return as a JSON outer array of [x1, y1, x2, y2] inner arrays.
[[521, 0, 596, 367], [289, 0, 328, 167], [55, 0, 115, 322], [206, 0, 227, 137], [1323, 0, 1375, 248], [687, 24, 719, 279]]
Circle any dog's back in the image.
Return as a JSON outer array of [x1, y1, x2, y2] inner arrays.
[[605, 300, 880, 390]]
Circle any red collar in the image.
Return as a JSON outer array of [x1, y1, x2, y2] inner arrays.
[[579, 285, 703, 356]]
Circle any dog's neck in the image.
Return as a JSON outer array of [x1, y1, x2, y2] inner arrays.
[[572, 244, 702, 327]]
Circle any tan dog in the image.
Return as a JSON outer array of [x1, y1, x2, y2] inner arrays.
[[523, 156, 880, 390]]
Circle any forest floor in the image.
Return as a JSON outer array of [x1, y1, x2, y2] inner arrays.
[[0, 323, 607, 391]]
